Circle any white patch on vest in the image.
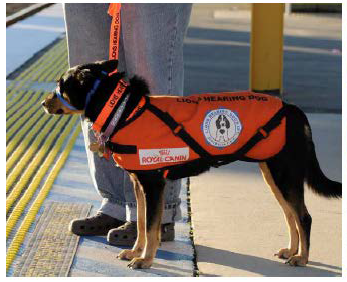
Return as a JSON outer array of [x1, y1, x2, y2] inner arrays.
[[139, 147, 189, 166], [202, 108, 242, 148]]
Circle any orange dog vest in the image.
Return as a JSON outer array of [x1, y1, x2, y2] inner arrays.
[[100, 4, 286, 177], [91, 84, 287, 177]]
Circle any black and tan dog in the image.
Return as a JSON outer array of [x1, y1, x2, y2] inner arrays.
[[42, 60, 341, 269]]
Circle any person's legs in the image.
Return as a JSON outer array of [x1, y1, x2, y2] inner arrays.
[[64, 4, 192, 239], [64, 3, 131, 222], [119, 3, 192, 223]]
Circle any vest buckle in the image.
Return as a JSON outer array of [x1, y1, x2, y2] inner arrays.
[[258, 127, 269, 138], [173, 124, 184, 136]]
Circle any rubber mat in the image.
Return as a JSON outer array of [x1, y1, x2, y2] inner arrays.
[[13, 202, 92, 277]]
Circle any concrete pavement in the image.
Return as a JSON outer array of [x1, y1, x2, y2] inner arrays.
[[6, 4, 65, 75], [188, 5, 341, 277], [185, 4, 342, 113]]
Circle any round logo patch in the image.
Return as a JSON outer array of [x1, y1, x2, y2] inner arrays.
[[202, 108, 242, 148]]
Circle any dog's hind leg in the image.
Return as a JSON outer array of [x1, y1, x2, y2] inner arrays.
[[284, 194, 311, 266], [127, 172, 165, 269], [263, 158, 312, 266], [117, 174, 146, 261], [259, 162, 299, 260]]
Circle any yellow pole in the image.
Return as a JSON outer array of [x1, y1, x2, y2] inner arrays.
[[250, 3, 284, 96]]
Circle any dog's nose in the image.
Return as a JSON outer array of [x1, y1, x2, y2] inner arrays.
[[41, 100, 46, 107]]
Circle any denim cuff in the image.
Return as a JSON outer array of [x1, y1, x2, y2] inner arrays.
[[98, 198, 182, 224]]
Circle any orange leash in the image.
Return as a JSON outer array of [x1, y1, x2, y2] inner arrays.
[[108, 3, 121, 62]]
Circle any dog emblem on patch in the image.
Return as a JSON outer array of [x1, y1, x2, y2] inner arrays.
[[202, 108, 242, 148]]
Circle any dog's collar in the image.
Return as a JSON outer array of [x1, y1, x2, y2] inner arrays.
[[85, 71, 108, 108], [55, 88, 78, 111]]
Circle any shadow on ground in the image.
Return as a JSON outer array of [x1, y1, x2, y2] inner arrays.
[[196, 245, 342, 277]]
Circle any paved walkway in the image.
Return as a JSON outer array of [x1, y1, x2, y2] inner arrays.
[[6, 3, 342, 277], [187, 4, 341, 277], [185, 4, 342, 113]]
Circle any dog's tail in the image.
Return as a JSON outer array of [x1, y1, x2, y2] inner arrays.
[[304, 118, 342, 198]]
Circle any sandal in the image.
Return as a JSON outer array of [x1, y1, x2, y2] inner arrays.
[[107, 221, 175, 246], [69, 212, 125, 236]]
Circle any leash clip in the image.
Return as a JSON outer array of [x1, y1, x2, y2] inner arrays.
[[90, 131, 110, 158]]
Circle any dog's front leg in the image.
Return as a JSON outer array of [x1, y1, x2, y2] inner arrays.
[[127, 172, 165, 269], [117, 174, 146, 261]]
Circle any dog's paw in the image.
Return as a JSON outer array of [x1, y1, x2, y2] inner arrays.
[[274, 248, 297, 259], [127, 257, 153, 269], [117, 249, 140, 261], [285, 255, 308, 267]]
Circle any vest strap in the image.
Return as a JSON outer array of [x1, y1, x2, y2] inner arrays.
[[147, 103, 213, 160], [212, 104, 287, 167], [92, 79, 128, 132], [147, 102, 287, 171], [106, 142, 137, 154]]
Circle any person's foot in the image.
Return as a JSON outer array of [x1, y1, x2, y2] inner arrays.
[[107, 221, 175, 246], [69, 212, 125, 236]]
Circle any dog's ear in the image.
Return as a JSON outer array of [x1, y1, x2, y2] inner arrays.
[[216, 115, 221, 128], [94, 60, 119, 73], [224, 116, 231, 128]]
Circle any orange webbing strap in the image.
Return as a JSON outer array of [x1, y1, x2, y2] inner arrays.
[[108, 3, 121, 61], [126, 97, 146, 121], [92, 79, 128, 132]]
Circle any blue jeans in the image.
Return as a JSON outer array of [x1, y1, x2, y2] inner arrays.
[[64, 4, 192, 223]]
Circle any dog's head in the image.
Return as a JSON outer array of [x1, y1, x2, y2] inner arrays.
[[216, 115, 230, 134], [41, 60, 119, 115]]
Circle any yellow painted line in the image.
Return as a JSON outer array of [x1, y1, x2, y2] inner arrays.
[[6, 115, 77, 226], [52, 64, 69, 82], [6, 115, 66, 190], [6, 82, 31, 102], [6, 102, 42, 142], [17, 39, 65, 81], [32, 45, 67, 82], [6, 90, 26, 111], [43, 56, 68, 83], [6, 121, 81, 271], [17, 39, 65, 82], [6, 114, 72, 209], [6, 39, 66, 100], [6, 111, 48, 159], [49, 57, 68, 82], [6, 90, 41, 122], [38, 50, 67, 82], [6, 111, 47, 160]]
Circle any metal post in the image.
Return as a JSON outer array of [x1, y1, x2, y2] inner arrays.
[[250, 3, 284, 97]]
